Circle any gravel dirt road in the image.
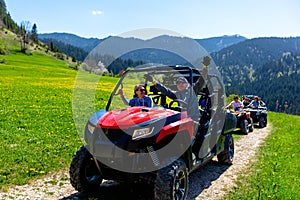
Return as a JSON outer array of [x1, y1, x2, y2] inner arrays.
[[0, 125, 270, 200]]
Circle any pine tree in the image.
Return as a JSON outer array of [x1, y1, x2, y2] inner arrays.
[[0, 0, 20, 33], [0, 0, 7, 29], [31, 23, 38, 43], [0, 0, 7, 15]]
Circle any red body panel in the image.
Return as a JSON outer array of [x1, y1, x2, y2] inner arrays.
[[156, 118, 194, 143], [97, 106, 179, 129]]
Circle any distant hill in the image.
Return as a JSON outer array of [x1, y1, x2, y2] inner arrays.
[[38, 32, 246, 54], [250, 53, 300, 114], [212, 37, 300, 115], [195, 34, 247, 53], [39, 37, 89, 62], [212, 37, 300, 70], [213, 37, 300, 89], [39, 32, 104, 52]]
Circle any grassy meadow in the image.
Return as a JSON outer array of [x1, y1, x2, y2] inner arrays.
[[224, 112, 300, 199], [0, 47, 117, 190]]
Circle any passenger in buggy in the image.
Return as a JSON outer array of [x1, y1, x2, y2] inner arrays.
[[118, 84, 153, 107]]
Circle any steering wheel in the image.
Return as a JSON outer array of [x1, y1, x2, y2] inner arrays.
[[169, 99, 188, 112]]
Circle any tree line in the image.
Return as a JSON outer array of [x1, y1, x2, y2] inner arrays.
[[219, 53, 300, 115], [0, 0, 39, 53]]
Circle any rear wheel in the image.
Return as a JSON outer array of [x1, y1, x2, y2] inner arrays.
[[248, 118, 254, 132], [155, 159, 188, 200], [217, 134, 234, 165], [259, 117, 265, 128], [69, 146, 103, 193]]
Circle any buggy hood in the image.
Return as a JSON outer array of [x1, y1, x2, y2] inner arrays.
[[97, 106, 187, 130]]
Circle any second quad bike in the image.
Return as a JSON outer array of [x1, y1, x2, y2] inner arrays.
[[227, 109, 254, 134], [242, 95, 268, 128], [245, 107, 268, 128], [70, 65, 237, 199], [238, 110, 254, 134]]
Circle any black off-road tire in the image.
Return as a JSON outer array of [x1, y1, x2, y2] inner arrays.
[[154, 159, 188, 200], [240, 119, 249, 134], [248, 118, 254, 132], [69, 146, 103, 193], [217, 134, 234, 165], [259, 117, 266, 128]]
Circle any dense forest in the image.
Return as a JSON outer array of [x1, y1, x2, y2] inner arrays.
[[223, 53, 299, 114], [0, 0, 19, 33], [254, 53, 299, 114], [40, 38, 89, 61], [212, 37, 300, 115]]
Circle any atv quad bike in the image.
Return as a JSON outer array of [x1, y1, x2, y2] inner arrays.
[[227, 109, 254, 134], [70, 65, 237, 199], [245, 107, 268, 128], [243, 95, 268, 128]]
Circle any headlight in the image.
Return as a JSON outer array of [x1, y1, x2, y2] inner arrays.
[[87, 123, 96, 134], [132, 127, 154, 140]]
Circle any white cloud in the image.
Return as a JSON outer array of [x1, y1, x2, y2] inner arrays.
[[92, 10, 103, 15]]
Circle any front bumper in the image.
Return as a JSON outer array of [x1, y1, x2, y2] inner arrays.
[[84, 124, 160, 172]]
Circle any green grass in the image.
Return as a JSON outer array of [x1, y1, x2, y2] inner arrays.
[[224, 112, 300, 199], [0, 49, 117, 190]]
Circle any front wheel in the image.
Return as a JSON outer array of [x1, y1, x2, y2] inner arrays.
[[69, 146, 103, 193], [155, 159, 188, 200]]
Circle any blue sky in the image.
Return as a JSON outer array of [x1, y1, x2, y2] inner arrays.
[[5, 0, 300, 39]]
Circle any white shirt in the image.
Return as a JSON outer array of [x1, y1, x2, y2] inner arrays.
[[229, 101, 243, 111]]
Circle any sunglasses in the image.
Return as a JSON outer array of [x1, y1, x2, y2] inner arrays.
[[138, 88, 145, 91]]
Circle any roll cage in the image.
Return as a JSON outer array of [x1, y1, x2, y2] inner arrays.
[[106, 65, 225, 121]]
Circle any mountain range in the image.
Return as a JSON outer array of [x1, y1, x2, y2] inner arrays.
[[38, 33, 247, 54]]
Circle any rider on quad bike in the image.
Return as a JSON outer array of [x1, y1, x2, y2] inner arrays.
[[225, 95, 253, 134], [70, 64, 237, 200], [244, 95, 268, 128]]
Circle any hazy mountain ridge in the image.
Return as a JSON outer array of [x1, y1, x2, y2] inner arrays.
[[38, 32, 247, 54], [39, 32, 104, 52], [195, 34, 247, 53]]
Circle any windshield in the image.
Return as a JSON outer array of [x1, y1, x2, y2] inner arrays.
[[107, 66, 195, 111]]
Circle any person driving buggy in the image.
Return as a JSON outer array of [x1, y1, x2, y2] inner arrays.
[[144, 74, 200, 122]]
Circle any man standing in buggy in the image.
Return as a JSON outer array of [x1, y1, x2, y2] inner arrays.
[[144, 74, 200, 122]]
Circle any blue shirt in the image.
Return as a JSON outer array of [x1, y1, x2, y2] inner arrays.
[[129, 96, 153, 107], [249, 100, 260, 108]]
